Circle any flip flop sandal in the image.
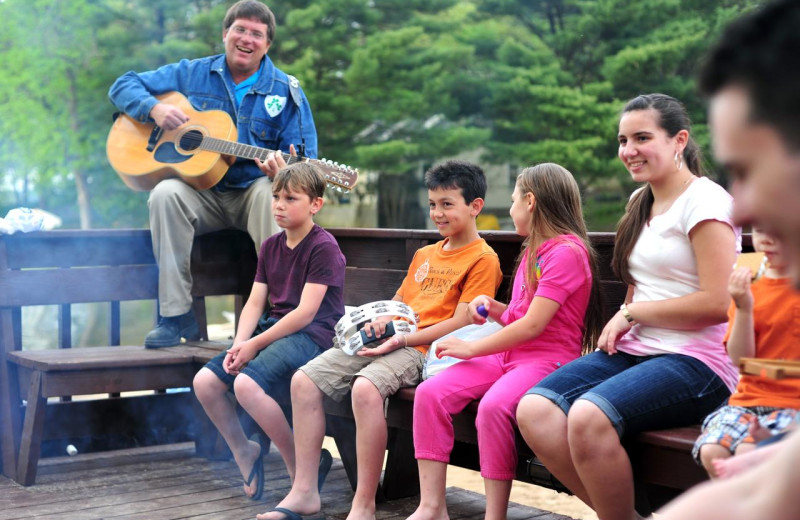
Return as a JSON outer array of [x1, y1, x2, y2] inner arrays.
[[317, 448, 333, 492], [244, 434, 265, 501]]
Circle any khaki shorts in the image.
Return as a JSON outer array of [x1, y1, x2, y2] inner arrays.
[[299, 346, 425, 402]]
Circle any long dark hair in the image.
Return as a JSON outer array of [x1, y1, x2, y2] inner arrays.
[[515, 163, 603, 353], [612, 94, 705, 286]]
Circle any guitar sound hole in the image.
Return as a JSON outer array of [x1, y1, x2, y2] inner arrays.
[[179, 130, 204, 152]]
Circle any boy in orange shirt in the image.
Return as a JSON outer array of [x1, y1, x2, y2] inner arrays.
[[258, 160, 503, 520], [693, 228, 800, 477]]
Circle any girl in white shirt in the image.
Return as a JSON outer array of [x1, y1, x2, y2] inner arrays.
[[516, 94, 740, 520]]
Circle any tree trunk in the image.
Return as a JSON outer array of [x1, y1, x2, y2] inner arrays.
[[66, 68, 92, 230]]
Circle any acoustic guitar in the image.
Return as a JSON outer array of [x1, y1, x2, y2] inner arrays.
[[106, 91, 358, 192]]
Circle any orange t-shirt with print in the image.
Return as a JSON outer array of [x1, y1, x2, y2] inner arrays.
[[725, 276, 800, 409], [395, 237, 503, 354]]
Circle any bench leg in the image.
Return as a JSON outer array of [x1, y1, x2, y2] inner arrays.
[[16, 370, 46, 486], [381, 426, 420, 499], [1, 359, 22, 480]]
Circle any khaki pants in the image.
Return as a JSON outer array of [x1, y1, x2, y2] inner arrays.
[[148, 177, 275, 317]]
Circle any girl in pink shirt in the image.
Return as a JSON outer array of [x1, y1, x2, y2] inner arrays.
[[408, 163, 603, 520]]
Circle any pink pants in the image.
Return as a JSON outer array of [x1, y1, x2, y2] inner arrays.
[[413, 350, 566, 480]]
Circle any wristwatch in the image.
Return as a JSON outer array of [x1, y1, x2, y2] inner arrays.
[[620, 303, 635, 325]]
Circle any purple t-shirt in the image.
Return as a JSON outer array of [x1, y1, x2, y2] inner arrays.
[[500, 234, 591, 362], [255, 224, 346, 349]]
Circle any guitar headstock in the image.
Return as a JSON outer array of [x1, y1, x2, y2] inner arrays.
[[314, 158, 359, 192]]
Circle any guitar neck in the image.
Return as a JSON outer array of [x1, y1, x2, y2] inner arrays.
[[202, 137, 307, 166], [193, 133, 357, 191]]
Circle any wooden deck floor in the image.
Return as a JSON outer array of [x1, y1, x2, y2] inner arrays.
[[0, 443, 577, 520]]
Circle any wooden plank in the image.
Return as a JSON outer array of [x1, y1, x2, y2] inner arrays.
[[0, 265, 159, 307], [15, 371, 46, 486], [343, 267, 408, 306], [739, 358, 800, 379], [6, 346, 194, 371], [0, 436, 581, 520], [109, 301, 121, 346], [336, 237, 409, 270], [0, 230, 155, 269], [0, 236, 20, 479], [36, 365, 198, 398], [636, 427, 700, 451], [58, 304, 71, 349]]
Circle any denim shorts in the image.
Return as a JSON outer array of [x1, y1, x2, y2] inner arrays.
[[204, 317, 324, 402], [526, 350, 731, 438]]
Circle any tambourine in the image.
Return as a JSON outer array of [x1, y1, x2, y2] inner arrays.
[[333, 300, 417, 356]]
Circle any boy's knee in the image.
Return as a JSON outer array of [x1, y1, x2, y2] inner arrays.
[[351, 377, 382, 408], [193, 368, 220, 399], [291, 369, 315, 393], [233, 373, 260, 401]]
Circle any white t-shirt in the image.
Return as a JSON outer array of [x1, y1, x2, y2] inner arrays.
[[617, 177, 741, 391]]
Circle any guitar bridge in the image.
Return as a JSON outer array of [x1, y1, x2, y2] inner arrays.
[[146, 125, 163, 152]]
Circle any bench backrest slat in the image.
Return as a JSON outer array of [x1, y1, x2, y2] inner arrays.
[[343, 267, 408, 307], [0, 265, 159, 307], [3, 230, 155, 269]]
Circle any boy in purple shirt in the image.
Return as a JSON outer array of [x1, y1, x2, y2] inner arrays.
[[193, 162, 345, 501]]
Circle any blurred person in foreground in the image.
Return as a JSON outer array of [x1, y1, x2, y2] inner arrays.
[[657, 1, 800, 518]]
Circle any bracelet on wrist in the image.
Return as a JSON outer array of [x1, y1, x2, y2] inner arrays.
[[620, 303, 636, 325]]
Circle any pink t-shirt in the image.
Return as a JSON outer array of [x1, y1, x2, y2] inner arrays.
[[616, 177, 741, 391], [500, 234, 591, 362]]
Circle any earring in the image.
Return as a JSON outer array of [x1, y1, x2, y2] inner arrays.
[[674, 152, 683, 171]]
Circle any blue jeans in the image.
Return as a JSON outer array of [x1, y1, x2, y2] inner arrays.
[[527, 350, 731, 438], [204, 317, 324, 403]]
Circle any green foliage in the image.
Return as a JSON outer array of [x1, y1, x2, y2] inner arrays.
[[0, 0, 762, 230]]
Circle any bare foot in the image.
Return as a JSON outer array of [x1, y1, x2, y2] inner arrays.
[[712, 441, 782, 479], [405, 502, 449, 520], [345, 503, 377, 520], [748, 416, 771, 443], [233, 438, 262, 498], [256, 488, 321, 520]]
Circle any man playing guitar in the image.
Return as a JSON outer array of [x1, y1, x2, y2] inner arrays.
[[108, 0, 316, 348]]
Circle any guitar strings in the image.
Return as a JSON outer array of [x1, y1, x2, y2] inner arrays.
[[173, 130, 357, 188]]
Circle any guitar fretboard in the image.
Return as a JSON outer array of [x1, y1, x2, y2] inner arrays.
[[202, 137, 303, 165]]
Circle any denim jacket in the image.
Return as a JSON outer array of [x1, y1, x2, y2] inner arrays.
[[108, 54, 317, 190]]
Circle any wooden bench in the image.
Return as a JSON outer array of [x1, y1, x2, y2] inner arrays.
[[0, 229, 256, 485], [1, 227, 746, 514]]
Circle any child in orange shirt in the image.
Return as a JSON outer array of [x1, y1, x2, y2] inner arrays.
[[693, 228, 800, 477]]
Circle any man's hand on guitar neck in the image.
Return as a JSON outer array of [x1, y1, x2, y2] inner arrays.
[[150, 103, 190, 131], [255, 143, 296, 180]]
